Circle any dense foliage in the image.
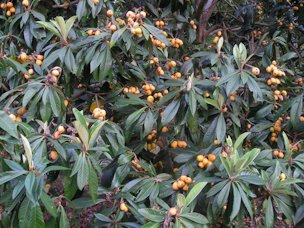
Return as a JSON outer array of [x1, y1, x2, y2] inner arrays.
[[0, 0, 304, 227]]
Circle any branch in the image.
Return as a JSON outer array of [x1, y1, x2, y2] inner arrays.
[[196, 0, 218, 43], [52, 0, 79, 9]]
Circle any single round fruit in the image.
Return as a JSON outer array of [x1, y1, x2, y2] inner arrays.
[[49, 150, 59, 160], [51, 69, 60, 77], [161, 126, 169, 133], [28, 69, 34, 75], [15, 116, 22, 122], [110, 24, 117, 31], [120, 203, 128, 212], [9, 7, 15, 13], [177, 180, 185, 188], [54, 131, 61, 139], [16, 107, 27, 116], [185, 177, 192, 184], [6, 2, 13, 8], [64, 99, 69, 107], [106, 9, 113, 17], [22, 0, 29, 7], [9, 114, 16, 121], [208, 154, 216, 162], [279, 173, 286, 181], [196, 155, 204, 162], [251, 67, 260, 76], [147, 95, 154, 103], [278, 152, 284, 158], [58, 125, 65, 134], [169, 207, 177, 216], [171, 141, 178, 148], [172, 182, 179, 190], [182, 184, 189, 191], [36, 59, 42, 66], [37, 55, 44, 61]]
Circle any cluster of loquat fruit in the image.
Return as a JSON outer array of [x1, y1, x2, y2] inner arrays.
[[125, 10, 146, 38], [123, 86, 140, 94], [47, 67, 62, 84], [146, 129, 158, 151], [53, 125, 65, 140], [131, 158, 142, 170], [266, 61, 285, 86], [196, 154, 216, 169], [171, 72, 182, 80], [149, 57, 164, 76], [189, 20, 197, 30], [1, 1, 15, 17], [229, 91, 238, 102], [272, 149, 285, 158], [142, 83, 156, 95], [170, 140, 187, 149], [211, 31, 222, 46], [18, 52, 44, 79], [169, 38, 183, 48], [295, 78, 303, 86], [252, 30, 263, 39], [142, 83, 168, 104], [150, 35, 166, 49], [8, 106, 27, 123], [92, 107, 107, 120], [256, 2, 263, 15], [273, 89, 287, 101], [172, 175, 192, 191], [86, 29, 101, 36], [269, 117, 283, 142], [155, 19, 166, 28]]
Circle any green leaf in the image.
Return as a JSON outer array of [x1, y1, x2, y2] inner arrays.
[[143, 23, 170, 45], [189, 90, 197, 116], [177, 193, 186, 208], [233, 132, 250, 153], [230, 184, 241, 220], [263, 198, 274, 228], [77, 153, 89, 190], [290, 95, 303, 126], [0, 111, 18, 138], [180, 213, 208, 224], [95, 213, 112, 223], [88, 120, 107, 148], [41, 192, 57, 217], [88, 162, 98, 202], [125, 107, 146, 129], [110, 27, 127, 47], [161, 99, 181, 125], [37, 21, 60, 37], [138, 208, 165, 223], [19, 198, 32, 227], [72, 108, 89, 150], [185, 182, 207, 206], [59, 206, 70, 228], [29, 205, 45, 228], [217, 182, 231, 207], [49, 87, 61, 117], [0, 170, 27, 185], [216, 113, 226, 142], [21, 134, 33, 170]]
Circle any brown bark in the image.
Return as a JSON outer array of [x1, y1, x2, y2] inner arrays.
[[195, 0, 218, 43]]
